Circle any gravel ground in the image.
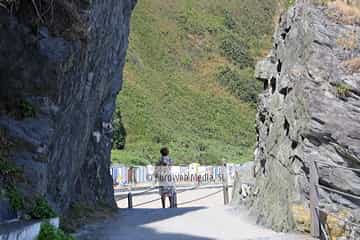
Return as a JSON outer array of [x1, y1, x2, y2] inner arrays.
[[75, 188, 314, 240]]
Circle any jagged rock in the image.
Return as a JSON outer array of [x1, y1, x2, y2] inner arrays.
[[251, 0, 360, 237], [0, 0, 137, 220]]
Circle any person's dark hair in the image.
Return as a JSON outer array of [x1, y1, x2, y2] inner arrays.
[[160, 147, 169, 156]]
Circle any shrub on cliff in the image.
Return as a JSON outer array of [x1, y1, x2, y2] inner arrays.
[[38, 222, 74, 240], [217, 67, 261, 104], [30, 197, 57, 219], [220, 34, 253, 68], [336, 83, 352, 98], [6, 186, 24, 211], [113, 110, 126, 150]]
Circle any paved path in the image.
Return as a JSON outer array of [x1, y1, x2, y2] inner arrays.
[[75, 188, 313, 240]]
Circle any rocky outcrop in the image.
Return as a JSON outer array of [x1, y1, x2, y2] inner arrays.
[[251, 0, 360, 237], [0, 0, 136, 220]]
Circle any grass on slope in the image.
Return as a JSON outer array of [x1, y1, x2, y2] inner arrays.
[[112, 0, 278, 166]]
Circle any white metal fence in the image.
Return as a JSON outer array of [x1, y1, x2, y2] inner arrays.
[[110, 164, 240, 187]]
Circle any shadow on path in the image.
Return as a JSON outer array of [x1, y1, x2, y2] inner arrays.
[[75, 207, 212, 240], [116, 207, 207, 225]]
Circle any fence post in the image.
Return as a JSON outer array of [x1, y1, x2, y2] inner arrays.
[[310, 160, 320, 238], [128, 192, 133, 209], [222, 162, 230, 205], [171, 192, 177, 208], [174, 192, 178, 208]]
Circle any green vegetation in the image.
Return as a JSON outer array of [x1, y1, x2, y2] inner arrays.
[[30, 197, 57, 219], [38, 222, 74, 240], [6, 185, 24, 211], [19, 99, 36, 118], [0, 130, 57, 222], [0, 130, 25, 212], [336, 83, 352, 98], [0, 158, 21, 178], [112, 109, 126, 150], [112, 0, 279, 165], [286, 0, 296, 8], [217, 66, 262, 104], [0, 98, 36, 120]]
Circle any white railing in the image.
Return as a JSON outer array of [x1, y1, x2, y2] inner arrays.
[[110, 163, 240, 187]]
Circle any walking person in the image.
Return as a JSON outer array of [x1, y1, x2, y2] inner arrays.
[[155, 147, 176, 208]]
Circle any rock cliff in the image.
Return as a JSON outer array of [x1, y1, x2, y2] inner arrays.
[[0, 0, 136, 221], [251, 0, 360, 237]]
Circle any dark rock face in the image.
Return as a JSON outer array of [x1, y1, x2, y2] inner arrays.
[[0, 0, 136, 218], [252, 0, 360, 234]]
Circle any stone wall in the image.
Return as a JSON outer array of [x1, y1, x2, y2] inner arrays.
[[251, 0, 360, 237], [0, 0, 137, 219], [0, 218, 59, 240]]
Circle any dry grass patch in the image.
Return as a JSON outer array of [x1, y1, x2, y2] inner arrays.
[[327, 0, 360, 24], [337, 32, 358, 49], [195, 56, 229, 77], [343, 57, 360, 72], [189, 56, 231, 97]]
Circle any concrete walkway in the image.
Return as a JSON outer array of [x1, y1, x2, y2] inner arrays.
[[75, 188, 313, 240]]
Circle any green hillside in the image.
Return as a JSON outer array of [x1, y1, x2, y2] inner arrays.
[[112, 0, 279, 166]]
